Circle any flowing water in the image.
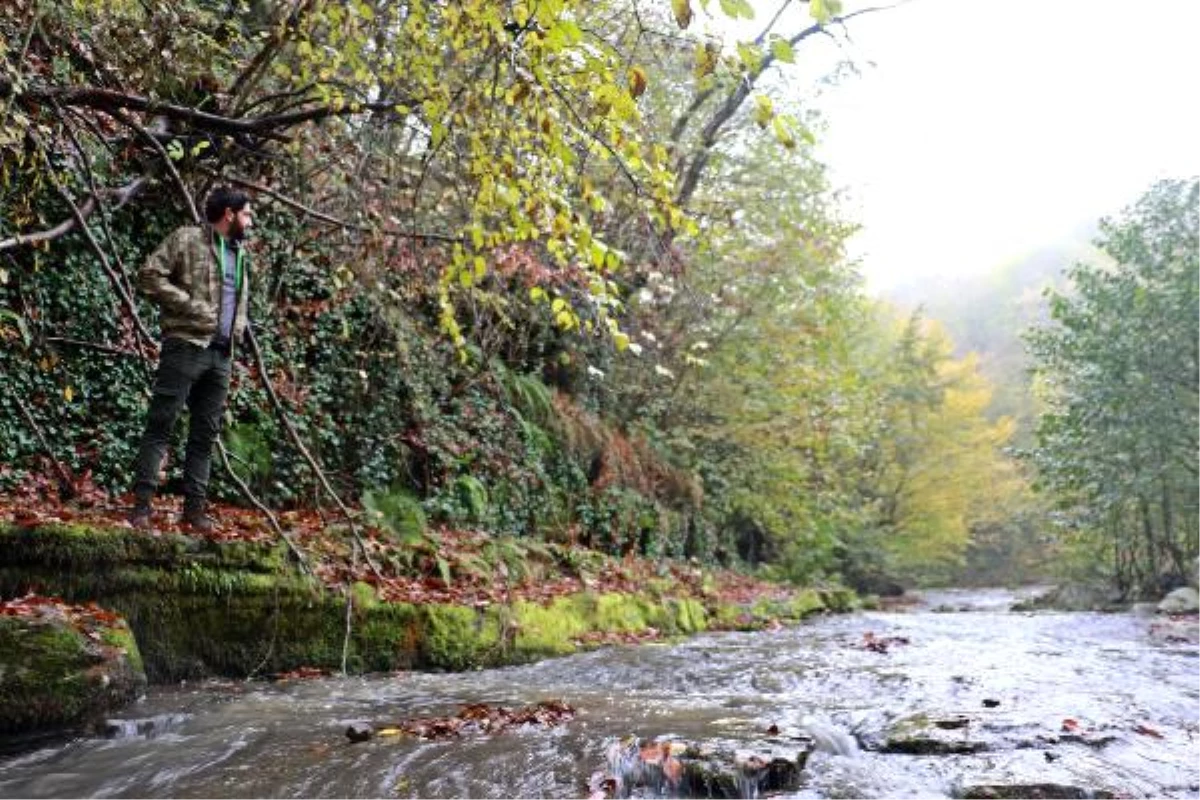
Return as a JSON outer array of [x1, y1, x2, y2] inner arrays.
[[1, 587, 1196, 799]]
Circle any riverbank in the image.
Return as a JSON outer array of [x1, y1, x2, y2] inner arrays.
[[0, 496, 855, 736]]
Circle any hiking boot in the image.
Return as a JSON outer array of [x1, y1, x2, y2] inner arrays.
[[128, 502, 153, 530], [181, 499, 216, 533]]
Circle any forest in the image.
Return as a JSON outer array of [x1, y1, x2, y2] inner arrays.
[[1, 0, 1196, 601]]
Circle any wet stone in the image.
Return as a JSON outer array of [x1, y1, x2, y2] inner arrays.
[[344, 722, 373, 743], [602, 737, 810, 799], [877, 713, 988, 755]]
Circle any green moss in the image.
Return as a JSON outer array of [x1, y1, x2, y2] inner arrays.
[[353, 602, 421, 673], [100, 622, 144, 676], [787, 588, 826, 619], [669, 597, 708, 634], [512, 597, 587, 657], [0, 521, 855, 683], [592, 593, 651, 632], [419, 604, 502, 670], [0, 522, 288, 573], [350, 581, 380, 611]]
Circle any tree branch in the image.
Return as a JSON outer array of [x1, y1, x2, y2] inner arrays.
[[1, 80, 418, 141], [0, 177, 145, 253], [671, 4, 898, 206]]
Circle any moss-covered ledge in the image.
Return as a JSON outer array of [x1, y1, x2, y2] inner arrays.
[[0, 521, 852, 683]]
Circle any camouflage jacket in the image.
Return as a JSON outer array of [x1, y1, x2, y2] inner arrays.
[[138, 225, 250, 350]]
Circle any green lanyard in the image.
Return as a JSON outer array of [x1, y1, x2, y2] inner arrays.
[[216, 234, 244, 290]]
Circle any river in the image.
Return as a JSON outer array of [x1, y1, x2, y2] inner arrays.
[[0, 587, 1196, 798]]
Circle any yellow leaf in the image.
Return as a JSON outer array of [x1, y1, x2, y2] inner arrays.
[[63, 386, 74, 402], [753, 94, 774, 128], [694, 43, 718, 79], [627, 66, 648, 99], [671, 0, 693, 28]]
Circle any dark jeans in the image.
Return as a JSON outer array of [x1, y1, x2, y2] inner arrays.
[[132, 337, 231, 506]]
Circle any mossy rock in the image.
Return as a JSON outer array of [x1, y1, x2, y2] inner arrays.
[[0, 610, 146, 735]]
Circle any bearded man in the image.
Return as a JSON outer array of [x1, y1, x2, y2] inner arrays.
[[128, 187, 253, 531]]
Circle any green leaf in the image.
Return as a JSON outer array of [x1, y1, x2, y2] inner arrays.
[[770, 36, 795, 63], [736, 42, 763, 73], [719, 0, 755, 19]]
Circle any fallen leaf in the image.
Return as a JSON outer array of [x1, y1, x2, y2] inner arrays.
[[1133, 724, 1163, 739]]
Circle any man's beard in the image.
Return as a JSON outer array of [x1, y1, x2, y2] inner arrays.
[[228, 219, 247, 241]]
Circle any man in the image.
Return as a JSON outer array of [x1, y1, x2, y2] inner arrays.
[[128, 187, 253, 531]]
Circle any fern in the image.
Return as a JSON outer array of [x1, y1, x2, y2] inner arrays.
[[454, 474, 489, 521], [362, 486, 427, 544]]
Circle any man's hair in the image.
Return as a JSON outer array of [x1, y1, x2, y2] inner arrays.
[[204, 187, 251, 224]]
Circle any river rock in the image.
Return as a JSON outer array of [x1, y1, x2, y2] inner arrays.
[[1157, 587, 1199, 614], [0, 604, 146, 735], [876, 713, 988, 755], [1010, 585, 1121, 612], [602, 737, 809, 799]]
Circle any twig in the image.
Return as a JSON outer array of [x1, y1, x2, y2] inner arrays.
[[58, 109, 149, 354], [340, 547, 358, 676], [228, 0, 318, 114], [3, 384, 74, 500], [671, 3, 899, 205], [246, 328, 386, 582], [216, 439, 313, 576], [108, 108, 200, 223], [194, 167, 462, 242], [45, 336, 138, 357], [29, 136, 158, 353]]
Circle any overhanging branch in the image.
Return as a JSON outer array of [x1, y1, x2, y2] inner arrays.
[[1, 79, 419, 141]]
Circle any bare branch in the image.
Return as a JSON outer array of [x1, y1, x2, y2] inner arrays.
[[216, 440, 313, 577], [246, 329, 386, 582], [0, 177, 145, 253]]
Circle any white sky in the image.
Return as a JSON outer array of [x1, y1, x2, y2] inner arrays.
[[709, 0, 1200, 293]]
